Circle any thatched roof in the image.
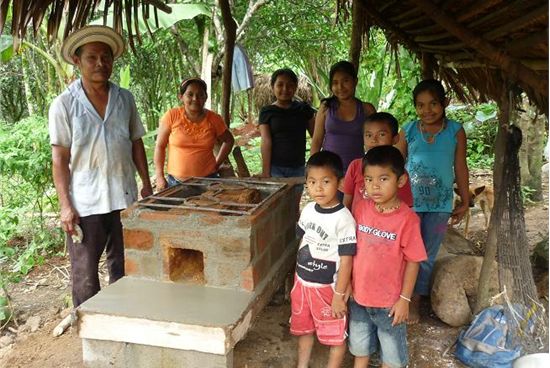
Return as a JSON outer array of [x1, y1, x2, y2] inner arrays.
[[346, 0, 548, 113], [3, 1, 547, 112], [0, 0, 171, 50]]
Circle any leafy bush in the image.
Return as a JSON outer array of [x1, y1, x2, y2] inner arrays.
[[448, 103, 498, 169], [0, 115, 62, 285], [521, 185, 537, 204]]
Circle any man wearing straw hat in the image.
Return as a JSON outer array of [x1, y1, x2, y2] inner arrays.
[[49, 25, 152, 307]]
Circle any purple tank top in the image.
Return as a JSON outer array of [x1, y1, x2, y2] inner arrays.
[[322, 100, 365, 171]]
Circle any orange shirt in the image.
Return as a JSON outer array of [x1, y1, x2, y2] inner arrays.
[[160, 107, 228, 178]]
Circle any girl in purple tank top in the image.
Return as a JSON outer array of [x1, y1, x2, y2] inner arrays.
[[311, 61, 376, 172]]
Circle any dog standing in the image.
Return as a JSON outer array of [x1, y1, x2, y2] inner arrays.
[[454, 184, 494, 237]]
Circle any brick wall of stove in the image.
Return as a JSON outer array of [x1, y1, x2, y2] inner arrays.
[[121, 185, 299, 292]]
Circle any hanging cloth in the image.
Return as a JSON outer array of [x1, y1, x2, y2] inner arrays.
[[231, 44, 254, 91]]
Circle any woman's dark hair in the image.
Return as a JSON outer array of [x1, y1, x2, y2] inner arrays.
[[270, 68, 298, 87], [321, 60, 358, 108], [306, 151, 344, 179], [362, 145, 405, 178], [179, 77, 208, 96], [412, 79, 446, 105], [329, 60, 357, 83]]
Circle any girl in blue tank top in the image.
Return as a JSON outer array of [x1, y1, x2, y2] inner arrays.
[[396, 79, 470, 323], [310, 61, 376, 173]]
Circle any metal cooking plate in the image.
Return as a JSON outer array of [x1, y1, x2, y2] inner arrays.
[[138, 177, 286, 215]]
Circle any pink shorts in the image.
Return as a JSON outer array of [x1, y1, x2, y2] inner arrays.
[[289, 276, 347, 346]]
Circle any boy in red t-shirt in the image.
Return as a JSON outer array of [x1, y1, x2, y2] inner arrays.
[[343, 112, 413, 213], [349, 146, 427, 368]]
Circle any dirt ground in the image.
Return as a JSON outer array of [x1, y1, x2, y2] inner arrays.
[[1, 179, 548, 368]]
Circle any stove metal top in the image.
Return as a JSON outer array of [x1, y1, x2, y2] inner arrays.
[[138, 177, 287, 215]]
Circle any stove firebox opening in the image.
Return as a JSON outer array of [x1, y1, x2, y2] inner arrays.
[[165, 247, 205, 284]]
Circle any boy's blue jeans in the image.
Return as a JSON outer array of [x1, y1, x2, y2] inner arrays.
[[348, 299, 408, 367], [414, 212, 451, 296]]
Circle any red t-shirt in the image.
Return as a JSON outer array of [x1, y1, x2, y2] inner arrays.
[[352, 199, 427, 308], [343, 158, 414, 213]]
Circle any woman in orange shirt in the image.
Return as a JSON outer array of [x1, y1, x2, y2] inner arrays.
[[154, 78, 235, 190]]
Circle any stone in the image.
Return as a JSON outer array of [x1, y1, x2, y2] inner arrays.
[[431, 255, 499, 327], [439, 228, 477, 257], [25, 315, 41, 332], [0, 335, 14, 348]]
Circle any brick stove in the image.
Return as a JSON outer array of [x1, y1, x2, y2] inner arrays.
[[77, 178, 300, 368]]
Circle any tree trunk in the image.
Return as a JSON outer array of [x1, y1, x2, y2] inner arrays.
[[21, 53, 35, 116], [216, 0, 237, 178], [349, 0, 364, 71], [217, 0, 236, 128], [200, 20, 213, 110], [247, 88, 254, 124], [518, 95, 545, 201]]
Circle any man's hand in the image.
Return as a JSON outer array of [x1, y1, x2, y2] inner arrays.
[[389, 298, 409, 326], [141, 182, 153, 198], [60, 204, 80, 235]]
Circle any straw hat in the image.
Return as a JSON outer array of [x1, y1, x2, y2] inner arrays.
[[61, 25, 125, 65]]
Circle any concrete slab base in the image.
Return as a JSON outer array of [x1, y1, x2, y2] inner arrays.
[[77, 239, 298, 367], [82, 338, 233, 368]]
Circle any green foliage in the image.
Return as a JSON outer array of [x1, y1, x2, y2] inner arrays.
[[0, 58, 28, 123], [521, 185, 537, 204], [92, 3, 211, 33], [0, 291, 11, 326], [245, 0, 351, 105], [448, 103, 498, 169], [119, 65, 131, 89], [0, 115, 54, 206], [120, 23, 200, 131], [0, 115, 62, 286], [0, 34, 13, 62], [383, 48, 421, 124]]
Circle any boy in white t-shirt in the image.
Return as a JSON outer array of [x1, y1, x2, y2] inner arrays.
[[291, 151, 357, 368]]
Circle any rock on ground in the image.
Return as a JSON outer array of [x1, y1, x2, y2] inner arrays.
[[431, 255, 499, 327]]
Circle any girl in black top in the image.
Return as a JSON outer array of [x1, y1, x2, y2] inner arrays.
[[259, 69, 315, 178]]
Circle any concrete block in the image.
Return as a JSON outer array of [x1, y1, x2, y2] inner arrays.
[[139, 254, 162, 280], [83, 339, 233, 368]]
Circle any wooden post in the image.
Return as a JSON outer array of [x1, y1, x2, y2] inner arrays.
[[232, 146, 251, 177], [474, 85, 510, 314], [421, 52, 435, 80], [217, 0, 237, 128], [349, 0, 364, 71]]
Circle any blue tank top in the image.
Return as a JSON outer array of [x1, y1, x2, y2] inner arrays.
[[404, 120, 462, 213], [322, 100, 365, 171]]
